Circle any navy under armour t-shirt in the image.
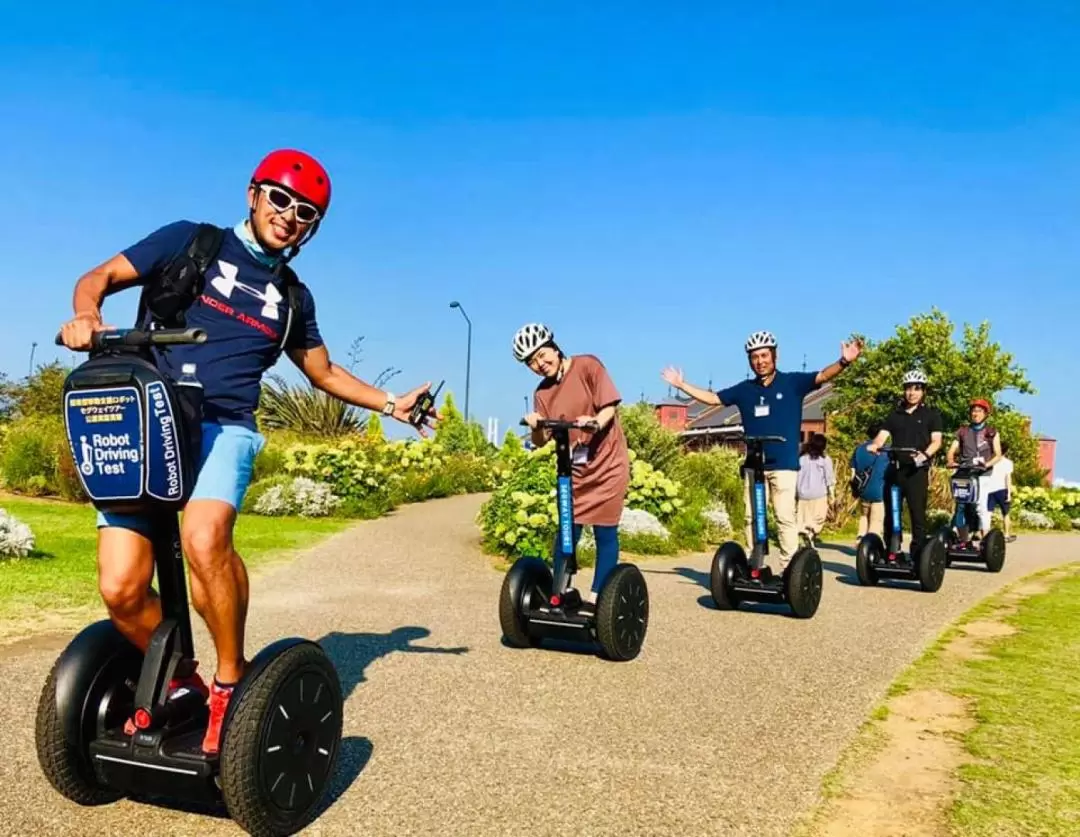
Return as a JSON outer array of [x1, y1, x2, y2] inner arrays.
[[122, 220, 324, 430], [716, 371, 820, 470]]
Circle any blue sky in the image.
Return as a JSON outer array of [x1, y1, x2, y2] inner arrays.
[[2, 3, 1077, 478]]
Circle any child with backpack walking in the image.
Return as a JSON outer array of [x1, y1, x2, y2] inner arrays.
[[797, 433, 835, 545], [850, 423, 890, 539]]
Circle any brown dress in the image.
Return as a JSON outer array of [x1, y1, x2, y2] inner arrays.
[[533, 354, 630, 526]]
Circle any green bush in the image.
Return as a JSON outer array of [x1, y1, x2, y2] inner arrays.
[[477, 444, 559, 560], [0, 416, 67, 496], [619, 402, 682, 473], [670, 447, 745, 535], [627, 451, 685, 522]]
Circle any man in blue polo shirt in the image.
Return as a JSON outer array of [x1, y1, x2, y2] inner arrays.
[[57, 149, 437, 754], [662, 330, 861, 572]]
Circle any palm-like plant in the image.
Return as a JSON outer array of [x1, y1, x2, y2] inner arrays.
[[257, 374, 365, 436]]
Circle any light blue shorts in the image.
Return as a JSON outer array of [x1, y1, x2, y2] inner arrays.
[[97, 422, 266, 535]]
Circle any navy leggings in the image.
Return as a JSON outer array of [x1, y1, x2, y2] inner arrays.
[[554, 524, 620, 594]]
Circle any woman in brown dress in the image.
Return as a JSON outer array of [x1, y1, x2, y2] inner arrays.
[[512, 323, 630, 602]]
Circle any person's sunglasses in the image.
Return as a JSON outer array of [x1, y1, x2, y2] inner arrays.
[[260, 184, 321, 224]]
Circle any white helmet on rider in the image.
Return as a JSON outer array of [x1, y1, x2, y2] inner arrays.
[[744, 330, 778, 353], [902, 369, 929, 386], [512, 323, 555, 362]]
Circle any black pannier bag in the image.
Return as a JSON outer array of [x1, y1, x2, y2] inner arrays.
[[62, 353, 202, 515]]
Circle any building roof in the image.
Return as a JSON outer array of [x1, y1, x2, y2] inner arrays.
[[801, 384, 835, 421]]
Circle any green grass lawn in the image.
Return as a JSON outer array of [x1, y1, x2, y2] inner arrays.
[[0, 496, 353, 624], [943, 569, 1080, 835]]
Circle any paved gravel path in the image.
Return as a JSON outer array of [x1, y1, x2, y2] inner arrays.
[[2, 494, 1077, 837]]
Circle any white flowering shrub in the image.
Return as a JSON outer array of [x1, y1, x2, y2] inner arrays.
[[0, 508, 36, 558], [703, 502, 731, 534], [253, 477, 342, 518], [1017, 509, 1052, 530], [618, 507, 671, 539]]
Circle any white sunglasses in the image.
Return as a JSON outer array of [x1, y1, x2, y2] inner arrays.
[[259, 184, 321, 224]]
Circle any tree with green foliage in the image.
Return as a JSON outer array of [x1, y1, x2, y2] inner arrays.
[[0, 361, 70, 420], [434, 392, 491, 455], [826, 309, 1042, 484]]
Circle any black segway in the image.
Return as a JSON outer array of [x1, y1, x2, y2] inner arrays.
[[498, 418, 649, 661], [855, 446, 947, 592], [35, 328, 343, 837], [938, 462, 1006, 573], [710, 435, 823, 618]]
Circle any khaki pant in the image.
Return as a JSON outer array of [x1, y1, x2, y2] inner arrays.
[[743, 468, 799, 571], [797, 496, 830, 538], [856, 501, 885, 539]]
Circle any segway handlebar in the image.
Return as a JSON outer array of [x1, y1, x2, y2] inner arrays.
[[947, 460, 991, 475], [521, 418, 601, 432], [55, 327, 208, 351]]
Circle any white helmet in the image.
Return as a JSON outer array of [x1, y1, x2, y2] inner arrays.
[[744, 330, 777, 352], [512, 322, 554, 362], [902, 369, 929, 386]]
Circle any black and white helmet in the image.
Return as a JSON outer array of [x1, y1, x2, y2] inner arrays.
[[902, 369, 929, 386], [744, 330, 778, 352], [512, 322, 554, 362]]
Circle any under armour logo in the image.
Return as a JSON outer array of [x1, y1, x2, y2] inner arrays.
[[209, 261, 282, 321]]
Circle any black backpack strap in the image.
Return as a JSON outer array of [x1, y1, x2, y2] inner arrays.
[[273, 262, 305, 358], [188, 223, 226, 274], [136, 222, 225, 328]]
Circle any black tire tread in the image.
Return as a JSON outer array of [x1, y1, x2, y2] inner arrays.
[[220, 643, 343, 837], [596, 564, 649, 662], [982, 529, 1006, 573], [918, 538, 947, 593], [499, 569, 533, 648], [855, 536, 880, 586], [34, 661, 122, 807], [709, 545, 744, 610], [785, 548, 823, 619], [498, 559, 549, 648]]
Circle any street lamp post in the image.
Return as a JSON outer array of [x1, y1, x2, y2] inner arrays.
[[449, 301, 472, 422], [28, 342, 37, 378]]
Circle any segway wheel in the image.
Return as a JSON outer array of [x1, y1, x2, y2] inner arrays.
[[917, 537, 947, 593], [596, 564, 649, 662], [710, 542, 748, 610], [784, 547, 823, 619], [220, 642, 343, 837], [34, 621, 141, 807], [498, 557, 552, 649], [855, 535, 883, 586], [981, 529, 1006, 573]]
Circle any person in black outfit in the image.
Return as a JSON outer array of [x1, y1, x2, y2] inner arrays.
[[867, 369, 944, 552]]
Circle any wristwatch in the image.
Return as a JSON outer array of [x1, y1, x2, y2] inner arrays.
[[381, 393, 396, 416], [839, 357, 851, 368]]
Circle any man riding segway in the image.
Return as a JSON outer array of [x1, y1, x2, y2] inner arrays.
[[52, 149, 438, 754], [663, 330, 862, 576]]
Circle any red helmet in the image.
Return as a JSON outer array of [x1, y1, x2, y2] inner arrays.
[[970, 398, 991, 413], [251, 149, 331, 213]]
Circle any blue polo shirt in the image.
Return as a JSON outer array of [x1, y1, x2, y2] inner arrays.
[[122, 220, 324, 430], [717, 371, 820, 470]]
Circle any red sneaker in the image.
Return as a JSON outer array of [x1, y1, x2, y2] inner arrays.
[[122, 664, 210, 736], [201, 680, 236, 755]]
